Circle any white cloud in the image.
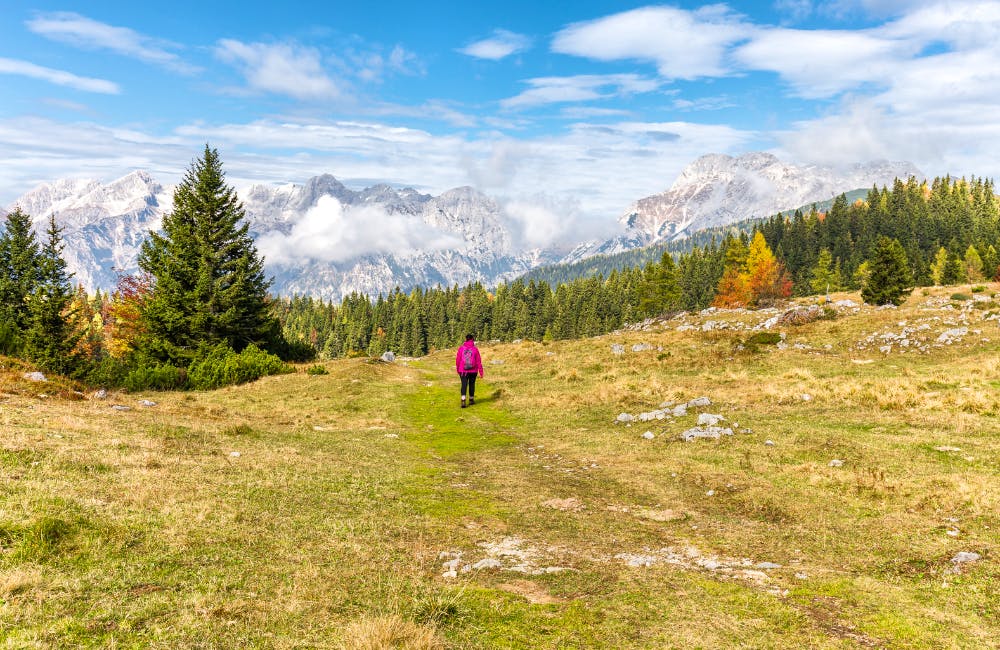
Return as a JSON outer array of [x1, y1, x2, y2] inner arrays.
[[0, 57, 119, 94], [552, 5, 750, 79], [255, 195, 465, 265], [215, 40, 341, 100], [459, 30, 531, 60], [26, 12, 194, 73], [735, 28, 910, 98], [501, 74, 660, 109]]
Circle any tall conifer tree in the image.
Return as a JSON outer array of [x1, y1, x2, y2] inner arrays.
[[138, 146, 277, 363], [0, 207, 43, 350], [23, 216, 81, 373]]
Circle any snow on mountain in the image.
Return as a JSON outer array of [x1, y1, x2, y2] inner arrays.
[[3, 172, 551, 301], [565, 152, 923, 262], [2, 152, 925, 298]]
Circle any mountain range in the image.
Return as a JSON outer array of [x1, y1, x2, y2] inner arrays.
[[1, 152, 922, 300]]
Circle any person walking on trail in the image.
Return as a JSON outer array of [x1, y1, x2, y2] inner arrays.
[[456, 334, 484, 408]]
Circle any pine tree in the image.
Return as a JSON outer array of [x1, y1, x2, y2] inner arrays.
[[809, 248, 841, 295], [23, 216, 81, 374], [930, 247, 949, 285], [964, 245, 984, 281], [138, 146, 277, 364], [861, 236, 913, 306], [0, 207, 43, 352]]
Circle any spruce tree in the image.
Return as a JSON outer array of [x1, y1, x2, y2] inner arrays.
[[23, 216, 81, 374], [861, 236, 913, 306], [0, 207, 43, 351], [138, 146, 277, 364]]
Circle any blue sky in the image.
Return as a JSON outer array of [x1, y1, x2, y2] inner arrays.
[[2, 0, 1000, 241]]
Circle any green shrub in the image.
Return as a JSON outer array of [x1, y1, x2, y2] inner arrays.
[[124, 364, 188, 391], [0, 321, 21, 356], [80, 356, 131, 387], [971, 285, 987, 293], [950, 293, 971, 301], [220, 424, 254, 436], [306, 364, 329, 375], [746, 332, 782, 346], [187, 343, 291, 390]]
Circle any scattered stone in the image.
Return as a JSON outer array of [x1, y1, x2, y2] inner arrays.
[[936, 327, 968, 344], [138, 399, 157, 407], [610, 343, 625, 356], [833, 299, 858, 308], [512, 339, 523, 344], [631, 343, 654, 352], [490, 359, 505, 365], [93, 389, 108, 400], [681, 426, 734, 442], [111, 405, 131, 411], [671, 404, 688, 417], [951, 551, 981, 564], [442, 558, 461, 572], [229, 451, 241, 458], [795, 572, 809, 579], [472, 558, 503, 570], [442, 570, 457, 579], [828, 459, 844, 467], [799, 393, 812, 401], [934, 446, 962, 452], [946, 529, 960, 537], [23, 372, 46, 382], [380, 350, 396, 362], [616, 413, 635, 424], [697, 413, 725, 426], [642, 431, 655, 440], [384, 433, 399, 439], [755, 562, 782, 569], [659, 400, 675, 408], [765, 440, 776, 446], [705, 490, 715, 496], [687, 396, 712, 408]]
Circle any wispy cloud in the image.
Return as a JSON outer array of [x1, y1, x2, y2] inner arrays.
[[0, 57, 119, 94], [501, 74, 659, 109], [552, 6, 750, 79], [459, 29, 531, 60], [215, 40, 341, 100], [26, 11, 195, 73]]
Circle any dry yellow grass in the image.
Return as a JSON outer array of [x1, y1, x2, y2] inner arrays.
[[0, 285, 997, 647]]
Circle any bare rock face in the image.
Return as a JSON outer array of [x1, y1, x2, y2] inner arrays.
[[5, 172, 555, 301], [566, 152, 922, 261]]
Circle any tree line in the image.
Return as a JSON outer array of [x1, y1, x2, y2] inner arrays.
[[2, 149, 997, 383]]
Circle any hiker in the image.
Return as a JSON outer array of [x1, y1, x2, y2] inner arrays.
[[456, 334, 484, 408]]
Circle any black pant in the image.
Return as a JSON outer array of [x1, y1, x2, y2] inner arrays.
[[460, 372, 477, 398]]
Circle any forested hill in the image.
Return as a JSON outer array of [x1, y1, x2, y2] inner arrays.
[[522, 188, 872, 286]]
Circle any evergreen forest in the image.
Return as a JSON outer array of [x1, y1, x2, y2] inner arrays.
[[2, 148, 999, 387]]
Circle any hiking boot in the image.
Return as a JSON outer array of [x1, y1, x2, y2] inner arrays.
[[461, 399, 466, 408], [469, 397, 475, 405]]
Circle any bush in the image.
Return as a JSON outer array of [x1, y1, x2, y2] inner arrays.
[[746, 332, 782, 346], [971, 285, 987, 293], [124, 363, 189, 391], [79, 356, 131, 387], [950, 293, 971, 301], [306, 364, 328, 375], [187, 343, 291, 390], [0, 321, 21, 356]]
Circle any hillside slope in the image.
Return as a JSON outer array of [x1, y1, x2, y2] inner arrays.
[[1, 286, 997, 647]]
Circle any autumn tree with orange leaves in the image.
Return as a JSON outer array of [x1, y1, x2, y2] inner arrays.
[[712, 232, 791, 308]]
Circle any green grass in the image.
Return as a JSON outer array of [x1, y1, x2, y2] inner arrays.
[[1, 287, 998, 647]]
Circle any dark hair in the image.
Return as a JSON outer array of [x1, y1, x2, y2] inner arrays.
[[465, 334, 474, 341]]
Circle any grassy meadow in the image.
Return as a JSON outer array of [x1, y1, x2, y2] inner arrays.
[[1, 286, 997, 648]]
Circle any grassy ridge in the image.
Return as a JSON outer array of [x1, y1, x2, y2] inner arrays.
[[1, 287, 998, 648]]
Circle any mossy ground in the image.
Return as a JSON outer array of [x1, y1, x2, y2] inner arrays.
[[1, 286, 997, 648]]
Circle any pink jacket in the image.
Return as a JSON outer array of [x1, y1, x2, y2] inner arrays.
[[456, 340, 484, 376]]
